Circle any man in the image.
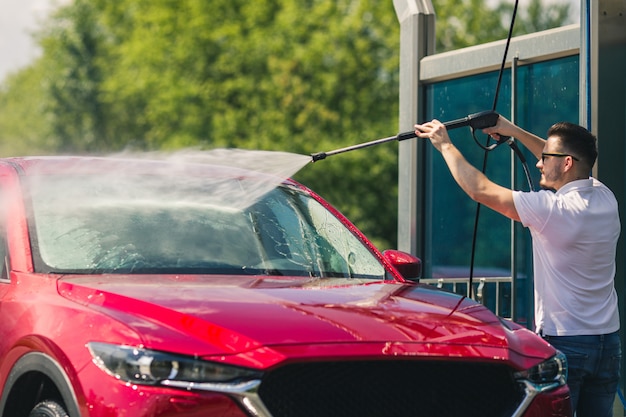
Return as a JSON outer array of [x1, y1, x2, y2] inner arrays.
[[415, 116, 621, 417]]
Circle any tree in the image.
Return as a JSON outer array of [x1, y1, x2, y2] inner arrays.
[[36, 0, 402, 248], [433, 0, 571, 52], [38, 0, 108, 152], [0, 66, 53, 156]]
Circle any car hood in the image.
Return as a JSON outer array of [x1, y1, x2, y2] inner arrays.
[[57, 274, 553, 369]]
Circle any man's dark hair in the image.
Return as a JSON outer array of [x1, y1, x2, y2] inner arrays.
[[547, 122, 598, 168]]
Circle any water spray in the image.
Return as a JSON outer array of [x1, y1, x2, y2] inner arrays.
[[311, 110, 508, 162]]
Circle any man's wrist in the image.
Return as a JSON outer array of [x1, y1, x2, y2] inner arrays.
[[439, 142, 455, 154]]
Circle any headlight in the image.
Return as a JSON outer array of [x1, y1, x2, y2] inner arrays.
[[514, 351, 568, 388], [88, 342, 263, 386]]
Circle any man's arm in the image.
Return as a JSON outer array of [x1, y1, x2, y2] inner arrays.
[[416, 119, 521, 222]]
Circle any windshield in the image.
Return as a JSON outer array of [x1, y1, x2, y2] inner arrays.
[[26, 173, 385, 279]]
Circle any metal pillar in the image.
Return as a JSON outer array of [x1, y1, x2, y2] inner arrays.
[[586, 0, 626, 411], [393, 0, 435, 257]]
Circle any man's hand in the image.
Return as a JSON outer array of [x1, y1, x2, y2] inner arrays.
[[481, 115, 517, 141], [414, 119, 451, 152], [482, 115, 546, 158]]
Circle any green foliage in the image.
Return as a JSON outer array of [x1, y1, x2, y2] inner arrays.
[[38, 0, 108, 151], [434, 0, 508, 51], [0, 0, 570, 249], [433, 0, 572, 52], [0, 66, 54, 155], [497, 0, 572, 36]]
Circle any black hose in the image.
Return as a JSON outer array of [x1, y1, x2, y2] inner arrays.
[[468, 0, 520, 299]]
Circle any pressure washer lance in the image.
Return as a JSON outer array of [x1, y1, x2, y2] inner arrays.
[[311, 110, 509, 162]]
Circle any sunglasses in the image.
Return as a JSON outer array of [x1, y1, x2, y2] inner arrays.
[[541, 152, 580, 162]]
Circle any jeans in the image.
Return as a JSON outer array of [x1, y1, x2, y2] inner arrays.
[[543, 332, 621, 417]]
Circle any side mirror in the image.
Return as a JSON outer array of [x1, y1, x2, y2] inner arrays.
[[383, 250, 422, 281]]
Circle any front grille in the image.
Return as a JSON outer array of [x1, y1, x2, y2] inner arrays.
[[257, 360, 525, 417]]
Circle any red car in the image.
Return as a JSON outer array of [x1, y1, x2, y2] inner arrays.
[[0, 156, 570, 417]]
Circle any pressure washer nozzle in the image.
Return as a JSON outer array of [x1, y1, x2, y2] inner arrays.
[[311, 152, 327, 162]]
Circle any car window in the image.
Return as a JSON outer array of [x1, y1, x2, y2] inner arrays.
[[34, 204, 261, 273], [251, 190, 384, 278], [26, 173, 385, 279]]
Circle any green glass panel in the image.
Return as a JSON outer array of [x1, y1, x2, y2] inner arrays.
[[424, 55, 579, 324]]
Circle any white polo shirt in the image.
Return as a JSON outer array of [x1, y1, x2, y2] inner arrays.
[[512, 178, 620, 336]]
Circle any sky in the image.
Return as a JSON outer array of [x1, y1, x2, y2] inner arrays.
[[0, 0, 581, 84], [0, 0, 71, 83]]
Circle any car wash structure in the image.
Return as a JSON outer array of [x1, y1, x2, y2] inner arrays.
[[393, 0, 625, 408]]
